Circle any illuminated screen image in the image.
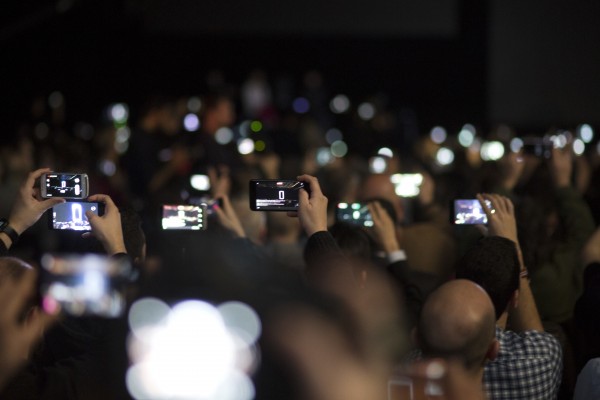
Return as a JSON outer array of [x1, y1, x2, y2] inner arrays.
[[51, 202, 99, 231], [453, 199, 493, 225], [391, 173, 423, 197], [45, 174, 85, 197], [161, 205, 205, 230], [336, 203, 374, 227], [252, 180, 304, 211]]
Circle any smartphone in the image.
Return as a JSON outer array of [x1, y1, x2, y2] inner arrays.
[[190, 174, 210, 192], [452, 199, 493, 225], [48, 201, 104, 231], [40, 173, 89, 199], [161, 204, 207, 230], [249, 179, 306, 211], [39, 253, 133, 318], [336, 203, 374, 227], [521, 138, 552, 159], [391, 173, 423, 197]]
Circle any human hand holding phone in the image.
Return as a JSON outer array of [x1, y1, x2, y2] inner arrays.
[[477, 193, 518, 244], [290, 174, 328, 237], [368, 201, 401, 253], [213, 196, 246, 238], [83, 194, 126, 255]]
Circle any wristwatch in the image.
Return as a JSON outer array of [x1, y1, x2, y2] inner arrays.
[[0, 218, 19, 245]]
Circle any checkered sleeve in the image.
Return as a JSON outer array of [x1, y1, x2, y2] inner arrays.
[[484, 327, 563, 399]]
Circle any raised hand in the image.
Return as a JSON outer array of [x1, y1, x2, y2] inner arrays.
[[83, 194, 126, 255]]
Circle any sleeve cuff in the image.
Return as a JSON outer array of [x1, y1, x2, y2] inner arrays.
[[387, 250, 407, 264]]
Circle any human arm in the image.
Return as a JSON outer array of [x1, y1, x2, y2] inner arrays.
[[213, 196, 246, 238], [478, 193, 544, 332], [83, 194, 127, 256], [0, 168, 65, 250]]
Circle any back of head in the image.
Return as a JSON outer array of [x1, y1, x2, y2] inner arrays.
[[455, 236, 520, 319], [266, 212, 301, 242], [418, 279, 496, 373], [329, 222, 372, 261]]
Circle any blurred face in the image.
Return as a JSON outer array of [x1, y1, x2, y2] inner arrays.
[[214, 99, 235, 128]]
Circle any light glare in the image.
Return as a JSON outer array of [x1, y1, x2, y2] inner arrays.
[[430, 126, 447, 144], [436, 147, 455, 166]]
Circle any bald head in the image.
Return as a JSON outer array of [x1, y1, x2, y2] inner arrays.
[[418, 279, 497, 373]]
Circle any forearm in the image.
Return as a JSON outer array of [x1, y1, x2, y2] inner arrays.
[[555, 186, 595, 247], [509, 248, 543, 332]]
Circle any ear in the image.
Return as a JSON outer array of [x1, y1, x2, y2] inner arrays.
[[486, 339, 500, 362], [510, 289, 520, 309]]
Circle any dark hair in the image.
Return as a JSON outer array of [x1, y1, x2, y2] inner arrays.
[[329, 222, 372, 261], [455, 236, 520, 319]]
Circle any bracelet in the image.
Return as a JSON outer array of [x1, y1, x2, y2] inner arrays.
[[519, 269, 529, 279]]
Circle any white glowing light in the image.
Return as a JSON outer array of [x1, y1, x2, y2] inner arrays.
[[430, 126, 447, 144], [325, 128, 343, 144], [218, 302, 262, 346], [237, 138, 255, 155], [573, 139, 585, 156], [316, 147, 333, 166], [480, 141, 505, 161], [128, 298, 171, 339], [435, 147, 455, 166], [215, 127, 234, 145], [329, 94, 350, 114], [458, 124, 476, 147], [510, 138, 524, 153], [550, 134, 568, 149], [184, 114, 200, 132], [357, 102, 375, 121], [116, 127, 131, 143], [391, 174, 423, 197], [377, 147, 394, 158], [190, 174, 210, 191], [578, 124, 594, 143], [369, 156, 387, 173], [110, 103, 129, 122], [330, 140, 348, 158]]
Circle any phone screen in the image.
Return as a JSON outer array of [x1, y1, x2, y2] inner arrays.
[[39, 254, 133, 318], [49, 201, 102, 231], [391, 173, 423, 197], [43, 173, 88, 198], [249, 180, 305, 211], [161, 205, 207, 230], [336, 203, 374, 227], [452, 199, 492, 225]]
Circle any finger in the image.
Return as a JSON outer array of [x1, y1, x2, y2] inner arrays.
[[87, 194, 117, 211], [298, 188, 310, 209], [477, 194, 494, 221], [40, 198, 66, 211], [219, 196, 233, 214], [475, 224, 488, 237], [297, 174, 322, 197], [81, 232, 94, 239], [286, 211, 299, 218], [25, 168, 52, 192], [85, 210, 98, 223]]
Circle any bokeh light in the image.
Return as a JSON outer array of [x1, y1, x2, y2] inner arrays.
[[215, 127, 234, 145], [430, 126, 447, 144], [357, 102, 375, 121], [184, 114, 200, 132], [578, 124, 594, 143], [237, 138, 255, 155], [292, 97, 310, 114], [435, 147, 454, 166], [330, 140, 348, 158], [329, 94, 350, 114], [573, 139, 585, 156]]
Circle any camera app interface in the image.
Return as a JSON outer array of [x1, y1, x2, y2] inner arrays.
[[161, 205, 204, 230], [336, 203, 374, 227], [453, 199, 492, 225], [254, 181, 303, 210], [45, 174, 84, 197], [52, 202, 99, 231]]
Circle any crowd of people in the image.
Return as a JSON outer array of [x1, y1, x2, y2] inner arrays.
[[0, 77, 600, 399]]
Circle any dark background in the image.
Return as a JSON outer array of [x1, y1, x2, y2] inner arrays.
[[2, 0, 599, 133]]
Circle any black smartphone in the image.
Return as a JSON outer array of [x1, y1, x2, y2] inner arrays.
[[40, 173, 89, 199], [48, 201, 104, 231], [451, 199, 493, 225], [521, 138, 552, 159], [161, 204, 207, 230], [249, 179, 306, 211], [336, 203, 374, 227], [39, 253, 133, 318]]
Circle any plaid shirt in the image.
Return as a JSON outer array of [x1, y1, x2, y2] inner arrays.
[[484, 327, 562, 399]]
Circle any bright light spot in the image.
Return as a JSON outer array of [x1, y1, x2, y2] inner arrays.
[[99, 160, 116, 177], [316, 147, 333, 166], [510, 137, 524, 153], [82, 270, 105, 300], [430, 126, 447, 144], [458, 125, 475, 147], [238, 138, 255, 155], [578, 124, 594, 143], [187, 97, 202, 113], [183, 114, 200, 132], [357, 102, 376, 121], [436, 147, 455, 166], [391, 174, 423, 197], [239, 120, 251, 137], [48, 91, 64, 109], [116, 127, 131, 143], [550, 134, 567, 149], [126, 300, 238, 399], [325, 128, 343, 144], [369, 156, 387, 173], [110, 103, 129, 123], [190, 175, 210, 191], [128, 298, 171, 339], [329, 94, 350, 114], [215, 127, 234, 145], [250, 121, 263, 133], [377, 147, 394, 158], [330, 140, 348, 158], [292, 97, 310, 114], [254, 140, 266, 152], [217, 302, 262, 346], [480, 141, 505, 161], [573, 139, 585, 156]]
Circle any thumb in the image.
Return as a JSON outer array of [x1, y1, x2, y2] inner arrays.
[[85, 210, 97, 222], [298, 188, 309, 205], [41, 198, 66, 210]]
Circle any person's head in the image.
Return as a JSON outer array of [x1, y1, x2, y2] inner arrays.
[[416, 279, 499, 374], [266, 211, 301, 243], [202, 92, 235, 134], [455, 236, 520, 320], [359, 174, 404, 222]]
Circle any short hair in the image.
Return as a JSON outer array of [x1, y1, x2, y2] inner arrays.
[[329, 222, 372, 261], [455, 236, 520, 319]]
